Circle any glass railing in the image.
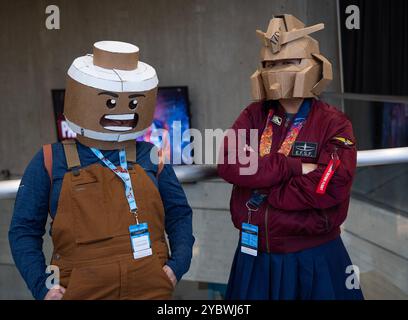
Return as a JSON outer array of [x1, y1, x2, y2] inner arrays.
[[323, 92, 408, 214]]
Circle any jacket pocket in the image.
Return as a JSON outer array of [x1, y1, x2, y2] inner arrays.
[[71, 176, 113, 244], [269, 208, 331, 237], [62, 261, 120, 300], [153, 254, 175, 289]]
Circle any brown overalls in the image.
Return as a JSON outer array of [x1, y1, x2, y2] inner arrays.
[[49, 140, 174, 300]]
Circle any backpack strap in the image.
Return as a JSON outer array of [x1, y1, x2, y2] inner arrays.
[[125, 143, 137, 164], [43, 144, 53, 182], [62, 139, 81, 169], [42, 144, 53, 217]]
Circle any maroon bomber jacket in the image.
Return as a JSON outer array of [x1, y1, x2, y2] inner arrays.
[[217, 99, 357, 253]]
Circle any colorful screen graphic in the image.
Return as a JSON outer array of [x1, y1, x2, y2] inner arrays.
[[138, 87, 192, 164], [52, 86, 192, 164]]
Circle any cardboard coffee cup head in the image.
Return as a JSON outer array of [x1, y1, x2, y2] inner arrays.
[[251, 14, 333, 101], [64, 41, 159, 143]]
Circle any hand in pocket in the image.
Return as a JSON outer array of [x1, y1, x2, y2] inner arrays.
[[44, 285, 66, 300], [162, 265, 177, 288]]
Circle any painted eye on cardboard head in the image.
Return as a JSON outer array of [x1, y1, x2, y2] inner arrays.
[[106, 99, 117, 109], [129, 99, 138, 110]]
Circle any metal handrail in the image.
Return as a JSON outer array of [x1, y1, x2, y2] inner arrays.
[[357, 147, 408, 167], [0, 180, 21, 200], [322, 92, 408, 104], [1, 147, 407, 200]]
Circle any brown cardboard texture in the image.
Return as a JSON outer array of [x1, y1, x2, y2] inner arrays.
[[64, 77, 157, 139], [251, 14, 333, 101], [64, 41, 159, 148], [311, 53, 333, 95], [250, 70, 266, 101], [93, 43, 139, 70]]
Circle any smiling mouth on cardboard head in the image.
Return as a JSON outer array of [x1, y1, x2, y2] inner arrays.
[[99, 113, 139, 132]]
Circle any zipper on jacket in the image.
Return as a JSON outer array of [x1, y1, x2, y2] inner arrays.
[[265, 206, 270, 253]]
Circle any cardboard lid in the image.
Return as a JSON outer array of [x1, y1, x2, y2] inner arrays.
[[67, 41, 158, 92], [93, 41, 139, 70]]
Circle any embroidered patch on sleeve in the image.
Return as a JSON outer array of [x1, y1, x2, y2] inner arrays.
[[332, 136, 355, 147]]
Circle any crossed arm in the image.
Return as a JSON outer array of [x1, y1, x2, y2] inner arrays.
[[218, 106, 356, 211]]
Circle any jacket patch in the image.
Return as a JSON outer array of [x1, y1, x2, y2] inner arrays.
[[291, 142, 318, 158], [332, 136, 355, 147], [272, 115, 283, 126]]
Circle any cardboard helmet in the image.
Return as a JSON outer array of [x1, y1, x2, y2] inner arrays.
[[64, 41, 158, 142], [250, 14, 333, 101]]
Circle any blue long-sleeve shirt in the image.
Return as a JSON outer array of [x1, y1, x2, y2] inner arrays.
[[8, 140, 194, 300]]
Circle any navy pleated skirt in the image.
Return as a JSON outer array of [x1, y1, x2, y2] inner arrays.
[[226, 236, 364, 300]]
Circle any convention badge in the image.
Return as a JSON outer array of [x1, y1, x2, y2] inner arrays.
[[129, 223, 152, 259], [241, 223, 259, 257]]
